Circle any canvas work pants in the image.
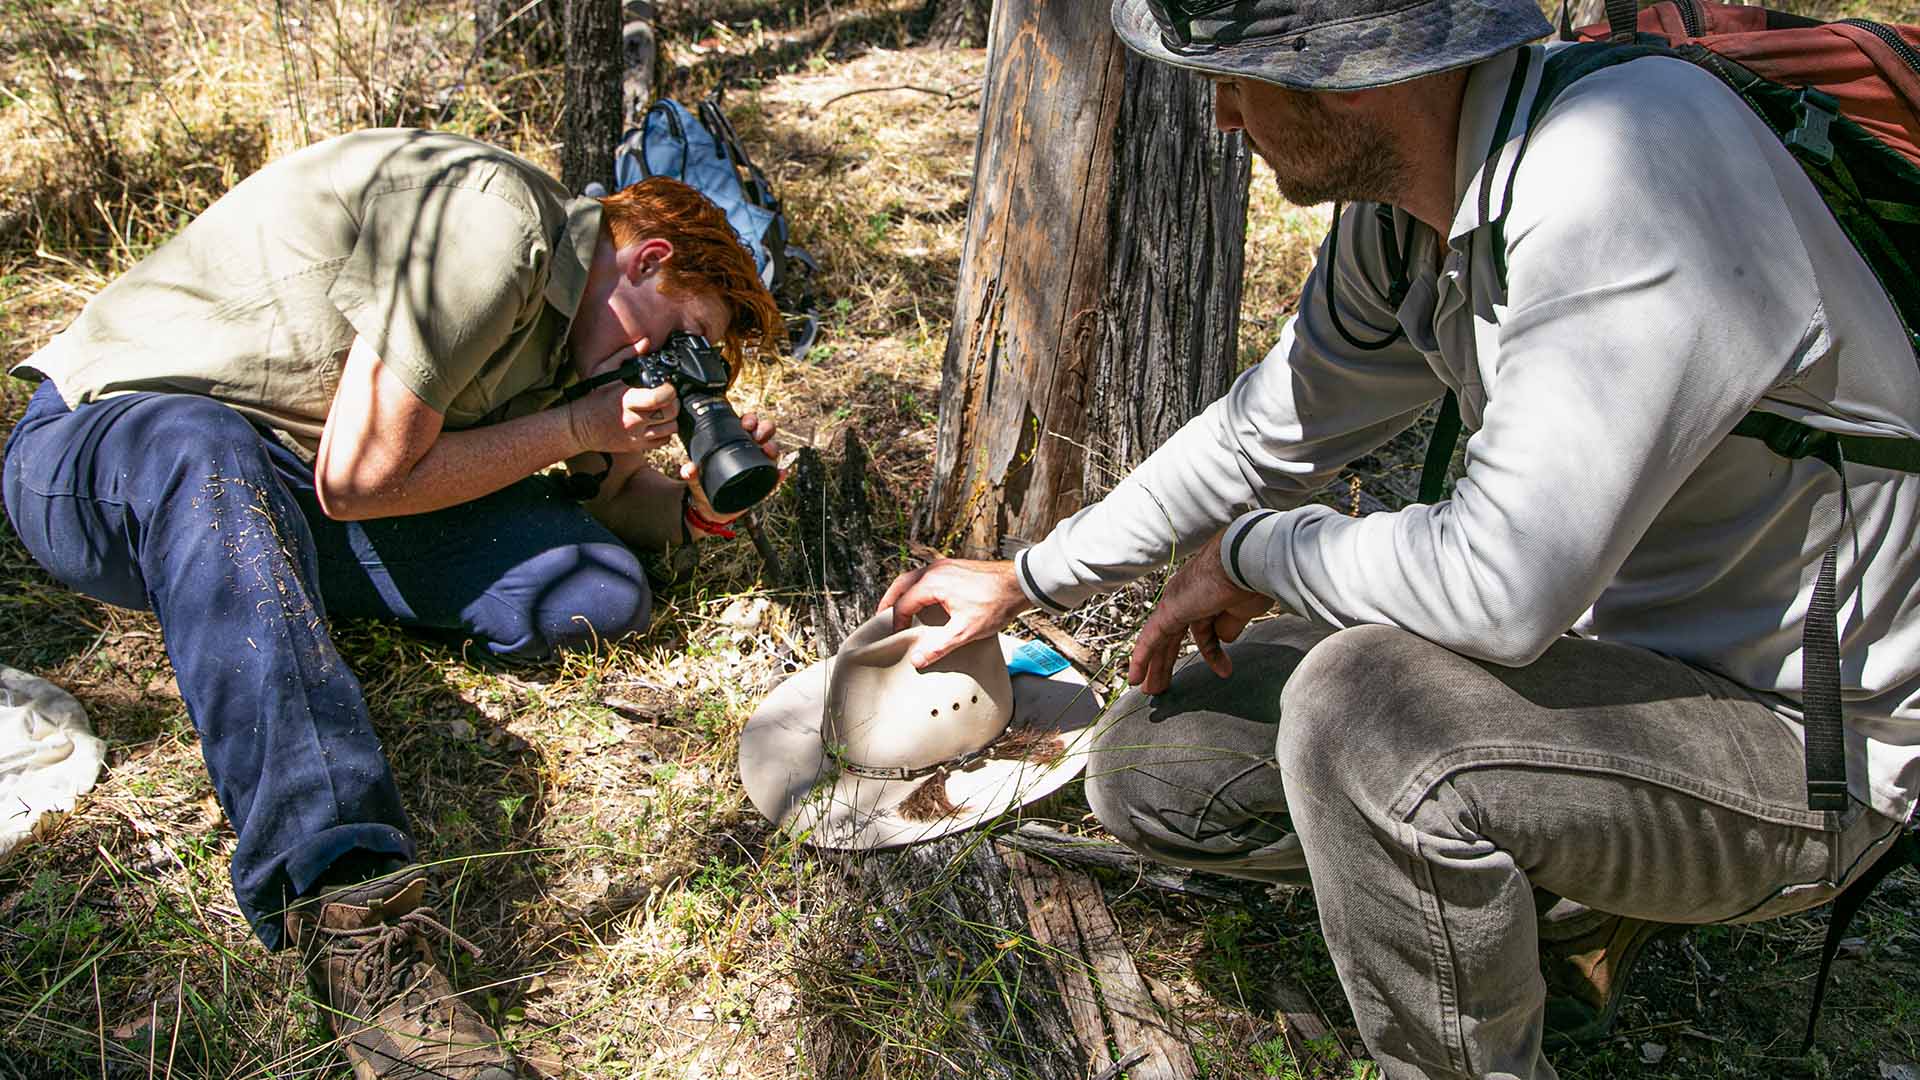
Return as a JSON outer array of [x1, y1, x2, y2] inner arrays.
[[2, 381, 651, 947], [1084, 615, 1907, 1080]]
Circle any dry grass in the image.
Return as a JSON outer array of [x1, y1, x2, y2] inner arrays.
[[1, 2, 1917, 1079]]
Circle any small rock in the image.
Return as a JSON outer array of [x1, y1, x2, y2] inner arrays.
[[1880, 1061, 1920, 1080], [1838, 936, 1869, 959], [718, 596, 770, 631], [445, 718, 476, 741], [689, 1003, 715, 1021], [1640, 1042, 1668, 1065]]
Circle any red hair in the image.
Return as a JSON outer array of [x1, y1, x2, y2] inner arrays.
[[598, 177, 784, 373]]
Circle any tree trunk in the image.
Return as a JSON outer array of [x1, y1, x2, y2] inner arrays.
[[561, 0, 623, 194], [622, 0, 658, 127], [921, 0, 1249, 557], [915, 0, 991, 46]]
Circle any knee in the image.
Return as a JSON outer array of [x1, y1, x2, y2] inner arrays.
[[133, 395, 269, 465], [1276, 624, 1452, 795], [1084, 691, 1160, 847], [486, 542, 652, 659]]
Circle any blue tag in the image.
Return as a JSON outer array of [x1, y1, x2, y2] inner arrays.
[[1007, 640, 1071, 678]]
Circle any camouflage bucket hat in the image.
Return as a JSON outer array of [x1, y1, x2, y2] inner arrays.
[[1112, 0, 1553, 91]]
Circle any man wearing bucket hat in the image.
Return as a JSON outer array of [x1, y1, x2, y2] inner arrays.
[[882, 1, 1920, 1076]]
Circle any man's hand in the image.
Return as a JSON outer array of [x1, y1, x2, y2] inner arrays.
[[683, 411, 781, 524], [1128, 532, 1274, 695], [877, 559, 1031, 669], [565, 338, 680, 455]]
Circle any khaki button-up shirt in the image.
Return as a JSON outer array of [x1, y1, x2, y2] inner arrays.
[[15, 128, 602, 458]]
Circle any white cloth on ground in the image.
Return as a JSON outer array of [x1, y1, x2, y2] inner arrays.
[[0, 664, 104, 859]]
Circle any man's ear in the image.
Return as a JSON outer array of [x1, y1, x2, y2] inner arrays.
[[619, 237, 676, 283]]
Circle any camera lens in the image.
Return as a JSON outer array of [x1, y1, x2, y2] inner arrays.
[[681, 392, 779, 514]]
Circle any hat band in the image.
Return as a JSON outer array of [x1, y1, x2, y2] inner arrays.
[[838, 744, 996, 782]]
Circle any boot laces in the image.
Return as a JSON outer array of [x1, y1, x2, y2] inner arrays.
[[320, 908, 485, 1008]]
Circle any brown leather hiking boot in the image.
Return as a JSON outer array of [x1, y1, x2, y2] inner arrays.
[[287, 865, 521, 1080], [1538, 901, 1684, 1047]]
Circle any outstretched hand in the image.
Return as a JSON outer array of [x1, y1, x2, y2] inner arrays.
[[1127, 532, 1274, 695], [876, 558, 1030, 669]]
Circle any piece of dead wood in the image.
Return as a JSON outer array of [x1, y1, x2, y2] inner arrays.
[[1271, 978, 1352, 1067], [1004, 847, 1199, 1080], [1016, 611, 1102, 676], [999, 824, 1247, 903], [822, 835, 1084, 1080]]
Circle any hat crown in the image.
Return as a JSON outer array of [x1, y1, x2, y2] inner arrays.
[[1114, 0, 1552, 92], [823, 617, 1014, 771]]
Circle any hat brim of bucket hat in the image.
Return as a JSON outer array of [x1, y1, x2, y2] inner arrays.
[[1109, 0, 1552, 92], [739, 634, 1102, 850]]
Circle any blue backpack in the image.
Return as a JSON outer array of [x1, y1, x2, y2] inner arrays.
[[614, 95, 819, 358]]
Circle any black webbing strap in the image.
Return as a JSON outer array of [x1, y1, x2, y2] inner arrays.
[[1729, 413, 1853, 812], [1419, 391, 1461, 504], [1604, 0, 1639, 41], [1804, 825, 1920, 1050]]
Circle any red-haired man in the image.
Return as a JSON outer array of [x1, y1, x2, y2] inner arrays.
[[2, 128, 784, 1078]]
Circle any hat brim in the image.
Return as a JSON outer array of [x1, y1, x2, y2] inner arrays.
[[1110, 0, 1551, 91], [739, 634, 1103, 850]]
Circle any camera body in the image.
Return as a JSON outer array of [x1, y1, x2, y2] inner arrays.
[[563, 331, 779, 516]]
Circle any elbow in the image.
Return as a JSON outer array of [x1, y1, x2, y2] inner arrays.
[[313, 469, 383, 521], [1450, 606, 1569, 668]]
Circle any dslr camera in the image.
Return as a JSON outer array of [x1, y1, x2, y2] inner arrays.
[[564, 331, 780, 515]]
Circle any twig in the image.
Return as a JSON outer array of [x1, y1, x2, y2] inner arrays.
[[744, 511, 783, 582], [820, 84, 961, 110], [1090, 1047, 1150, 1080]]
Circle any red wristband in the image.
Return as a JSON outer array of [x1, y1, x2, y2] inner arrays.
[[684, 500, 737, 540]]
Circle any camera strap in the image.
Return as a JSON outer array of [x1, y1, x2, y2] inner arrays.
[[560, 365, 637, 403]]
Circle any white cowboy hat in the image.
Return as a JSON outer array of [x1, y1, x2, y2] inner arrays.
[[739, 609, 1103, 850]]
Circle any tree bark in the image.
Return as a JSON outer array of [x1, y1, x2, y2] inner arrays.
[[921, 0, 1249, 557], [915, 0, 991, 46], [561, 0, 623, 194], [622, 0, 658, 127]]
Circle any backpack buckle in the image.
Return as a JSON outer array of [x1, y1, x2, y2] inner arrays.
[[1764, 420, 1833, 460], [1785, 87, 1840, 166]]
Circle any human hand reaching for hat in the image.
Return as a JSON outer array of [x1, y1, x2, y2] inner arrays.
[[1128, 531, 1274, 695], [877, 559, 1031, 670]]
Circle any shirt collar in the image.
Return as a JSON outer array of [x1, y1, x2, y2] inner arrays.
[[547, 196, 603, 315], [1447, 44, 1550, 244]]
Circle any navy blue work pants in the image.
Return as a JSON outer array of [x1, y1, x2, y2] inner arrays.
[[2, 381, 650, 947]]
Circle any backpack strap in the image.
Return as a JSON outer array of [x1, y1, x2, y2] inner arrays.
[[1803, 822, 1920, 1049]]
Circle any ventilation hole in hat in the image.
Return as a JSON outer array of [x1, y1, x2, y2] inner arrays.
[[971, 695, 978, 703], [952, 702, 961, 711], [1292, 36, 1308, 51], [930, 708, 939, 717]]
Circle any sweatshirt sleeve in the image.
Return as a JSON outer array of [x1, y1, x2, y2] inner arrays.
[[1014, 205, 1445, 613], [1219, 60, 1827, 664]]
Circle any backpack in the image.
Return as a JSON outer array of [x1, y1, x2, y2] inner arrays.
[[615, 94, 820, 359], [1320, 1, 1920, 1045]]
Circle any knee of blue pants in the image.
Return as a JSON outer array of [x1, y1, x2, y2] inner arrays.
[[475, 540, 652, 659]]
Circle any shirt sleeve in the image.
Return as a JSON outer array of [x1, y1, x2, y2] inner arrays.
[[1222, 59, 1828, 665], [1014, 205, 1445, 614], [328, 184, 543, 413]]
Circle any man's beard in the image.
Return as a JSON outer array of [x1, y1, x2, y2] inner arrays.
[[1254, 94, 1408, 208]]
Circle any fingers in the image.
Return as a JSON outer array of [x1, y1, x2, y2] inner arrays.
[[907, 617, 986, 670], [589, 338, 648, 378], [1193, 618, 1233, 680], [890, 576, 945, 632], [878, 566, 928, 619]]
